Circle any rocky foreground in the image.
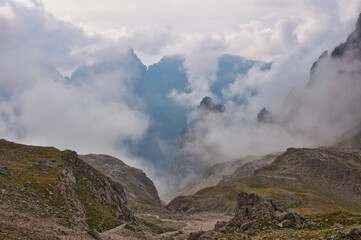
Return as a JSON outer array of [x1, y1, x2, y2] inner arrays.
[[99, 191, 361, 240]]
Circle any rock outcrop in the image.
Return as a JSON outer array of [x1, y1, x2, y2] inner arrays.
[[186, 191, 305, 239], [234, 192, 305, 230]]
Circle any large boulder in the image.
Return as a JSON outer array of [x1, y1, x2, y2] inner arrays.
[[234, 192, 305, 230]]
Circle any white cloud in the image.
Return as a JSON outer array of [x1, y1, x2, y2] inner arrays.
[[37, 0, 361, 64], [169, 36, 225, 107], [166, 0, 360, 109], [12, 0, 34, 8], [0, 1, 150, 168], [0, 2, 14, 20]]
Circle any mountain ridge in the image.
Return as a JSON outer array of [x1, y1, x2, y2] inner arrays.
[[0, 139, 133, 239], [80, 154, 161, 206]]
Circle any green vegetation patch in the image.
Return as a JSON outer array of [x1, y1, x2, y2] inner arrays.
[[141, 219, 177, 234]]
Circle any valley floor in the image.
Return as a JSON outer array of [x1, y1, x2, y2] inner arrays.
[[99, 205, 361, 240], [101, 206, 233, 240]]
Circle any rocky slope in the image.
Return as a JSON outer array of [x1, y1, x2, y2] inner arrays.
[[167, 147, 361, 215], [186, 191, 361, 240], [0, 139, 133, 239], [80, 154, 161, 206]]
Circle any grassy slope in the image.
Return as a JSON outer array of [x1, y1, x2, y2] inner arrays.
[[0, 139, 128, 239]]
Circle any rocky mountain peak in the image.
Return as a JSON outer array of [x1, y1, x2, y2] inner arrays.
[[331, 13, 361, 59], [197, 96, 225, 113], [257, 107, 274, 123]]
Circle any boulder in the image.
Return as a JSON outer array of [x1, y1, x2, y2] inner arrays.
[[0, 165, 13, 175], [234, 192, 305, 231]]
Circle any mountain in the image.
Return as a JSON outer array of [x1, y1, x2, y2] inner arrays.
[[133, 54, 266, 171], [70, 53, 265, 172], [80, 154, 161, 206], [0, 139, 133, 239], [167, 97, 227, 192]]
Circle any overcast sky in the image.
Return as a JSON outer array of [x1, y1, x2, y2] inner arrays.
[[37, 0, 361, 65]]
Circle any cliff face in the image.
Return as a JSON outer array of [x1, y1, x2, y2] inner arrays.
[[80, 154, 161, 206], [0, 140, 132, 239]]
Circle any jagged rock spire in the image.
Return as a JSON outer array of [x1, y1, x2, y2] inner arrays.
[[197, 96, 225, 113], [331, 13, 361, 59]]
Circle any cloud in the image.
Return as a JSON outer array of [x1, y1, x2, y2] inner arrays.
[[37, 0, 361, 66], [167, 7, 361, 190], [0, 1, 149, 168], [170, 50, 361, 189], [169, 36, 226, 107], [165, 0, 360, 110], [0, 2, 14, 20]]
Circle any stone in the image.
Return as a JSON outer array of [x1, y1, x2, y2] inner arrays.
[[214, 221, 227, 232], [88, 230, 102, 240], [233, 192, 305, 232], [0, 165, 12, 175], [280, 220, 292, 228], [187, 231, 205, 240], [30, 159, 54, 170]]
